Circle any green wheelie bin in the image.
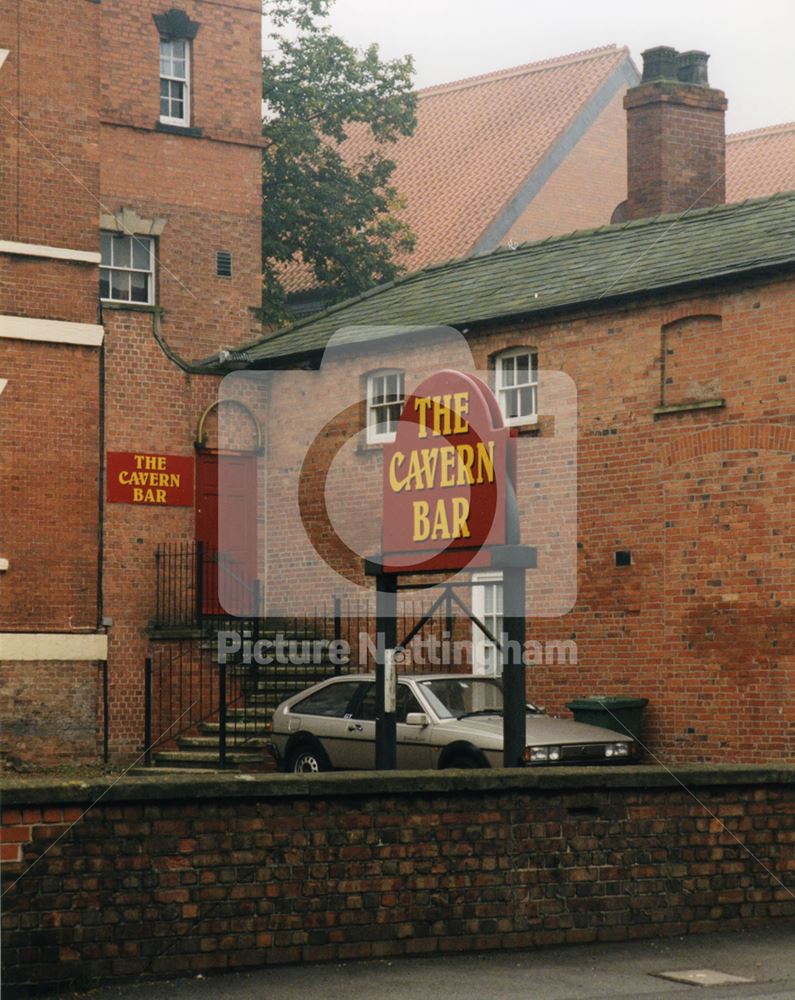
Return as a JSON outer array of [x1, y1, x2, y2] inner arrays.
[[566, 696, 648, 742]]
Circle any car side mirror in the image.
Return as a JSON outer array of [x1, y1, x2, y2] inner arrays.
[[405, 712, 429, 727]]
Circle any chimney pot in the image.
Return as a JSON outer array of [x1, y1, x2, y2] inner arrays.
[[677, 50, 710, 86], [641, 46, 679, 82]]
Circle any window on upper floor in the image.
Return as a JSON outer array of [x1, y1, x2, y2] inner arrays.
[[494, 348, 538, 426], [100, 233, 155, 305], [366, 370, 405, 444], [159, 37, 190, 126]]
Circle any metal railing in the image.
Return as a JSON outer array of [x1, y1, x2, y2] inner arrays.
[[143, 587, 481, 767], [154, 541, 261, 629]]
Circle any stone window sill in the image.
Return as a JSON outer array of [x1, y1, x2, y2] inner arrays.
[[155, 121, 203, 138], [653, 398, 725, 419], [101, 302, 163, 315]]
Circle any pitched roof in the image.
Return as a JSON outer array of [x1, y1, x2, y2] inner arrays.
[[281, 45, 637, 293], [243, 192, 795, 366], [726, 122, 795, 202]]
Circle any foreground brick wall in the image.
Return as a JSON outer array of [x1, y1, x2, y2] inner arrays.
[[1, 767, 793, 994]]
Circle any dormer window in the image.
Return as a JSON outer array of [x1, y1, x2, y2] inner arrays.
[[160, 38, 190, 126]]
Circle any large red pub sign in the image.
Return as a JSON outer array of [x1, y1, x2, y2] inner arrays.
[[382, 370, 514, 572]]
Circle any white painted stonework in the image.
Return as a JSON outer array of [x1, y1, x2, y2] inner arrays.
[[0, 633, 108, 661], [0, 316, 104, 347], [0, 240, 101, 264]]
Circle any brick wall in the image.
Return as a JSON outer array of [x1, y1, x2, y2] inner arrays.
[[98, 0, 263, 360], [0, 661, 102, 767], [101, 309, 220, 753], [100, 0, 262, 145], [504, 86, 628, 244], [0, 0, 100, 250], [0, 339, 100, 632], [1, 767, 793, 994], [257, 275, 795, 765]]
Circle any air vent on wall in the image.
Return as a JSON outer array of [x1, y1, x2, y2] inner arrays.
[[216, 250, 232, 277]]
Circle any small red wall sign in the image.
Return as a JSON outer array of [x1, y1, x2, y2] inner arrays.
[[382, 370, 514, 572], [106, 452, 194, 506]]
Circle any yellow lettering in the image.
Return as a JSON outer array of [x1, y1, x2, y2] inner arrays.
[[155, 489, 166, 503], [452, 392, 469, 434], [431, 500, 450, 540], [118, 471, 130, 485], [475, 441, 495, 483], [156, 456, 167, 471], [389, 451, 407, 492], [133, 487, 143, 502], [414, 397, 432, 439], [169, 473, 180, 488], [451, 497, 470, 539], [457, 444, 475, 485], [412, 501, 430, 541], [439, 446, 456, 487]]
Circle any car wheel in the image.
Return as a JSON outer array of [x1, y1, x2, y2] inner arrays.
[[287, 741, 330, 774], [444, 753, 481, 769]]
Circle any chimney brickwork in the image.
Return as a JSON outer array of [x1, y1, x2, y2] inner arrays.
[[624, 48, 727, 220]]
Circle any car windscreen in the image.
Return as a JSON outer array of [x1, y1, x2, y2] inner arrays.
[[291, 681, 364, 718], [416, 678, 504, 719]]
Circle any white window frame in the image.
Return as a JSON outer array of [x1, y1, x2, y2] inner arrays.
[[100, 232, 155, 305], [159, 38, 190, 126], [494, 347, 538, 426], [472, 572, 503, 676], [365, 369, 405, 444]]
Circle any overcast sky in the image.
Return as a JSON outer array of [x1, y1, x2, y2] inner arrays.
[[299, 0, 794, 134]]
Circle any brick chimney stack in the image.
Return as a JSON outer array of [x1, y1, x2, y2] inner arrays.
[[623, 47, 727, 220]]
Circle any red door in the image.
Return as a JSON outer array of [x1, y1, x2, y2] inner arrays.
[[195, 451, 258, 616]]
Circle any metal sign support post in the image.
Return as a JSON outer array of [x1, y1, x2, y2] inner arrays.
[[501, 562, 527, 768], [375, 570, 398, 769]]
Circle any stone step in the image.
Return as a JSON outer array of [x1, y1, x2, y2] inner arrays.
[[152, 750, 262, 767], [128, 766, 225, 776], [200, 719, 271, 734], [177, 735, 270, 750], [227, 707, 273, 720]]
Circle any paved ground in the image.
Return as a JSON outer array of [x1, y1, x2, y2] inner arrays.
[[50, 922, 795, 1000]]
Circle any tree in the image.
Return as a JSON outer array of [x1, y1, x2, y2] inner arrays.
[[262, 0, 417, 326]]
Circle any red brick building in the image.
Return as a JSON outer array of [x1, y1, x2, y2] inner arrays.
[[234, 48, 795, 765], [2, 22, 793, 770], [1, 0, 262, 764]]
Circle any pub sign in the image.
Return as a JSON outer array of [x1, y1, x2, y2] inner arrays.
[[107, 452, 194, 506]]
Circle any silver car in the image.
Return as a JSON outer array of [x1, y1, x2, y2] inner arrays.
[[269, 673, 639, 772]]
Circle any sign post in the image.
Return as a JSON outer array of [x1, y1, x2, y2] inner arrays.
[[370, 370, 536, 770], [375, 573, 398, 769]]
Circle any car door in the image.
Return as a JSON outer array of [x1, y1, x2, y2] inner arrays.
[[333, 682, 377, 769], [395, 683, 435, 770], [287, 680, 366, 768], [336, 681, 437, 770]]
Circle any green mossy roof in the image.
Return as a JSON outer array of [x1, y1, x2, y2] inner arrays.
[[244, 192, 795, 366]]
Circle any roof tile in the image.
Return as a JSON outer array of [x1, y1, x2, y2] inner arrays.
[[245, 192, 795, 366]]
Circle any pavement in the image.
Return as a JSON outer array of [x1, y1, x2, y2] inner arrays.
[[52, 922, 795, 1000]]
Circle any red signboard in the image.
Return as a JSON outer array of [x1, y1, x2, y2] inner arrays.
[[106, 452, 194, 506], [382, 371, 514, 572]]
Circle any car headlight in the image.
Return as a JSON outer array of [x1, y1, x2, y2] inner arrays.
[[524, 745, 560, 763], [605, 742, 630, 757]]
